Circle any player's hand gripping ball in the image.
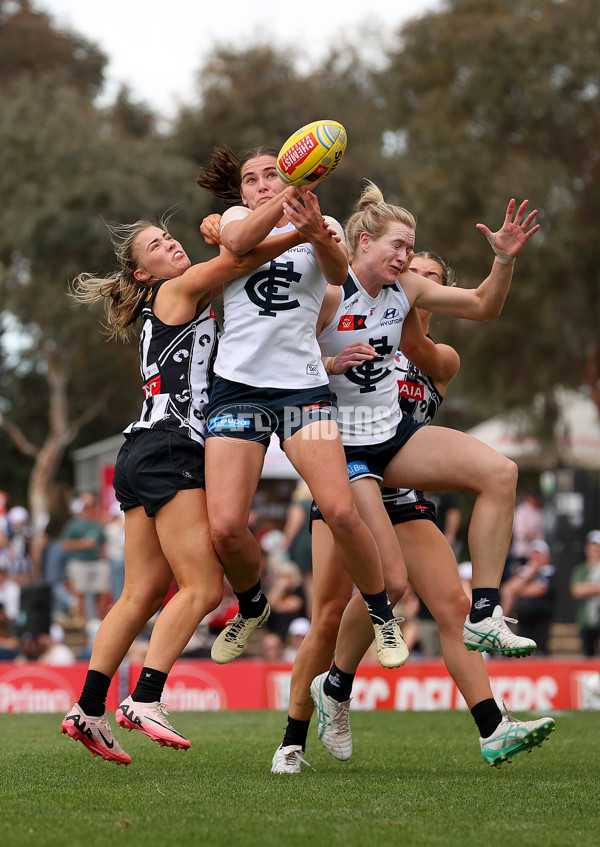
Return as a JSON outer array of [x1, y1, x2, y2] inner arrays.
[[276, 120, 347, 186]]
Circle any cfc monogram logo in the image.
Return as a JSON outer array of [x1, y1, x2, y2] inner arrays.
[[245, 260, 302, 317], [345, 336, 394, 393]]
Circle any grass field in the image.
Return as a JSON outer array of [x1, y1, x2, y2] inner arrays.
[[1, 710, 598, 847]]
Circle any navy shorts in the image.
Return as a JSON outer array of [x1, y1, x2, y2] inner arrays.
[[113, 429, 205, 518], [205, 376, 337, 447], [344, 414, 425, 484]]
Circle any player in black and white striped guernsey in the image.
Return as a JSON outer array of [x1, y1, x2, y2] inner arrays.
[[62, 212, 306, 764]]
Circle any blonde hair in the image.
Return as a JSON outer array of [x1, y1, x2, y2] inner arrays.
[[345, 181, 416, 262], [70, 213, 173, 341]]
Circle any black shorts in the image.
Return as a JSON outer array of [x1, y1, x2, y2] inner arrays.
[[344, 414, 425, 483], [205, 376, 337, 447], [309, 492, 436, 528], [382, 494, 437, 525], [113, 429, 205, 518]]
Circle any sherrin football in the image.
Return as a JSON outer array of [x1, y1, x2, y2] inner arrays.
[[276, 120, 347, 186]]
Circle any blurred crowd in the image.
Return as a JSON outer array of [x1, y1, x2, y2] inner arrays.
[[1, 484, 600, 664]]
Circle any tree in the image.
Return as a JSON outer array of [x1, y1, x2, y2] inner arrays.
[[171, 40, 390, 222], [0, 0, 105, 96], [376, 0, 600, 430], [0, 73, 204, 542]]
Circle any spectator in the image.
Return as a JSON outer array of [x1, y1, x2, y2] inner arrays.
[[510, 489, 546, 566], [282, 616, 311, 663], [0, 602, 20, 660], [4, 506, 34, 585], [570, 530, 600, 657], [103, 503, 125, 605], [38, 623, 76, 666], [501, 540, 555, 654], [0, 562, 21, 623], [261, 632, 285, 661], [260, 531, 306, 639], [60, 493, 109, 624], [41, 510, 77, 622], [427, 491, 463, 558]]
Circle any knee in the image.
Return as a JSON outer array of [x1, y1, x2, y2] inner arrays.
[[319, 501, 359, 536], [177, 581, 223, 615], [492, 457, 519, 498], [210, 519, 247, 557], [310, 602, 346, 647], [386, 574, 409, 606], [430, 588, 470, 633]]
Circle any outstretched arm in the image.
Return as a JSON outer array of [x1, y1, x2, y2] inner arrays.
[[402, 199, 539, 321]]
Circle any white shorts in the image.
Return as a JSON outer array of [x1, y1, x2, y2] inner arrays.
[[66, 559, 111, 594]]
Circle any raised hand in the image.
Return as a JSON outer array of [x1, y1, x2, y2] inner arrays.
[[476, 199, 540, 264], [200, 213, 222, 246]]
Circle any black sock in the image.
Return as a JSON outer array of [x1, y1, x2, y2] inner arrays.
[[235, 580, 268, 619], [131, 666, 168, 703], [361, 588, 394, 623], [78, 670, 112, 717], [469, 588, 500, 623], [471, 697, 502, 738], [323, 662, 355, 702], [282, 716, 311, 749]]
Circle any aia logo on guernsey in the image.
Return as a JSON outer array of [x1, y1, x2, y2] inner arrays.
[[398, 380, 424, 401], [143, 375, 162, 398], [338, 314, 367, 331]]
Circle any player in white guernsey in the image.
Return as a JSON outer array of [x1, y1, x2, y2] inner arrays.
[[197, 147, 406, 671], [272, 186, 555, 773], [62, 213, 308, 764]]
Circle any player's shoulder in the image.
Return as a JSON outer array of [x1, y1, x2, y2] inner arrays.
[[220, 205, 251, 229]]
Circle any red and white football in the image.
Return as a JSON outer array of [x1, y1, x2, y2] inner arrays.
[[276, 120, 347, 186]]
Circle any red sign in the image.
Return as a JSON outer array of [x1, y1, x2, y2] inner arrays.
[[0, 663, 120, 713], [2, 658, 599, 713]]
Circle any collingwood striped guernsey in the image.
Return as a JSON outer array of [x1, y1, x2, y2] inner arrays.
[[124, 280, 219, 445]]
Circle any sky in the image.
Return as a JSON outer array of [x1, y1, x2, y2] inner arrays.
[[37, 0, 441, 119]]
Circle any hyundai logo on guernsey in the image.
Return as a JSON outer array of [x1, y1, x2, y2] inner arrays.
[[381, 308, 401, 325]]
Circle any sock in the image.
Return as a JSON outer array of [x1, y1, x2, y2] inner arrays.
[[235, 580, 268, 619], [471, 697, 502, 738], [361, 588, 394, 623], [78, 670, 111, 717], [282, 716, 311, 749], [469, 588, 500, 623], [131, 666, 168, 703], [323, 662, 355, 702]]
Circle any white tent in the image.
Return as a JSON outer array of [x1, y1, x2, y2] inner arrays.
[[467, 388, 600, 470]]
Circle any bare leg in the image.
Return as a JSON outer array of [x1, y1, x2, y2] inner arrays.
[[88, 506, 174, 677], [383, 426, 518, 590], [396, 520, 493, 708], [144, 489, 224, 672], [333, 478, 409, 673], [205, 437, 266, 592], [287, 521, 354, 721], [283, 421, 385, 594]]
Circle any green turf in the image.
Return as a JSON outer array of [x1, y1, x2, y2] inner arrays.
[[1, 710, 598, 847]]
